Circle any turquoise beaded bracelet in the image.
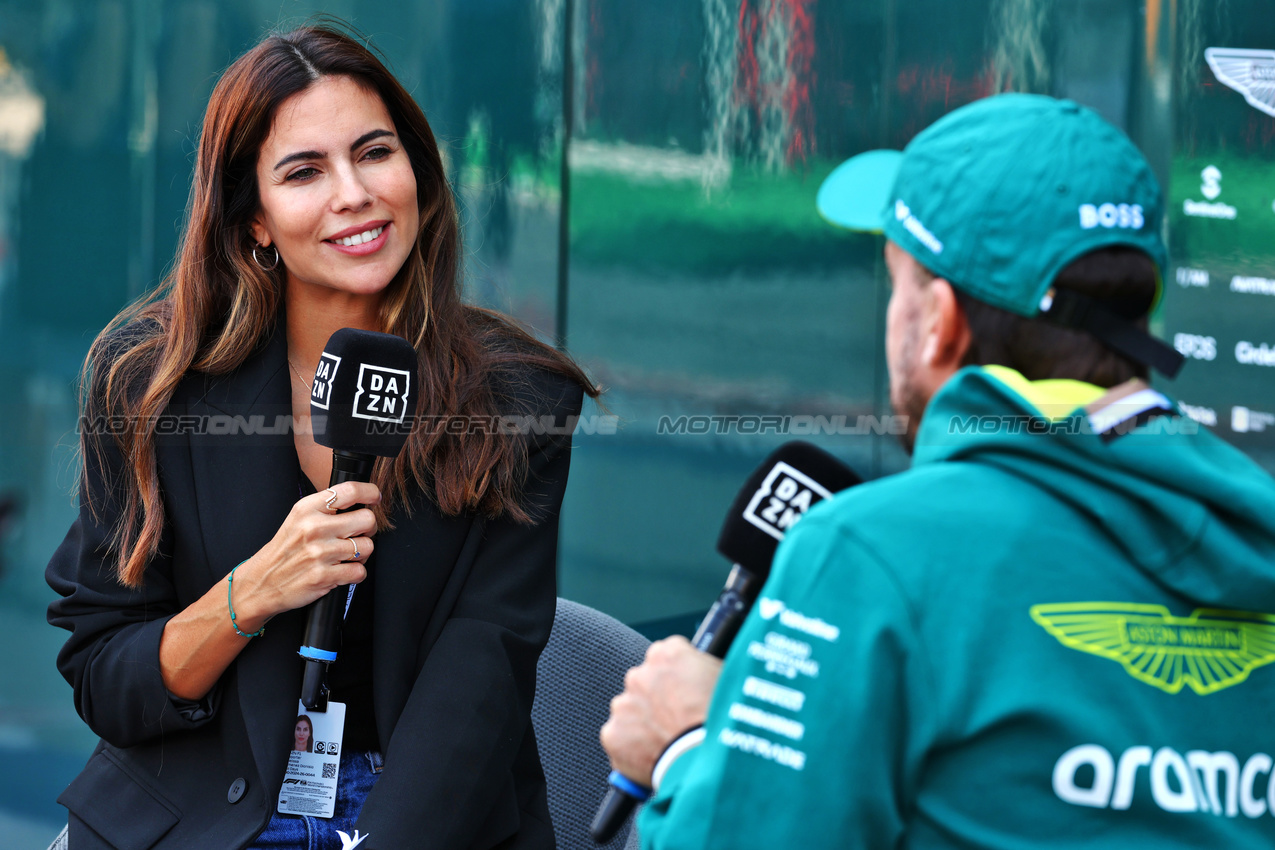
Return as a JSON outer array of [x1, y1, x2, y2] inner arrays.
[[227, 560, 265, 638]]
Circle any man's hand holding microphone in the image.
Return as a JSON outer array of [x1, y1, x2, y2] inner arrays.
[[592, 442, 861, 843], [601, 636, 722, 787]]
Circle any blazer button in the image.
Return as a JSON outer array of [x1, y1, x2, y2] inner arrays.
[[227, 777, 248, 804]]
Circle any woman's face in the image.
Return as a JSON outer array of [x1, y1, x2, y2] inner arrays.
[[251, 75, 419, 304], [294, 719, 311, 750]]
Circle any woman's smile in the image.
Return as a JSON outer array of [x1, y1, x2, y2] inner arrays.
[[326, 221, 390, 255]]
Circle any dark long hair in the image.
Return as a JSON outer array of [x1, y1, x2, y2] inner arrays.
[[83, 24, 597, 587]]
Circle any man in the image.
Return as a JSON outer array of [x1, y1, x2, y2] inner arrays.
[[600, 94, 1275, 848]]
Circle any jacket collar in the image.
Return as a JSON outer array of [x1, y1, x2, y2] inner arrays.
[[185, 322, 308, 783], [181, 320, 471, 786]]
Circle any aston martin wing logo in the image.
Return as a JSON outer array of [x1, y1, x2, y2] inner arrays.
[[1205, 47, 1275, 117], [1030, 602, 1275, 695]]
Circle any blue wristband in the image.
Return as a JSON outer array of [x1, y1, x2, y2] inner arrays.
[[228, 560, 265, 638], [607, 770, 653, 801]]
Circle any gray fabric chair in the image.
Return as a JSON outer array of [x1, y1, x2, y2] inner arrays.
[[48, 597, 651, 850], [532, 598, 651, 850]]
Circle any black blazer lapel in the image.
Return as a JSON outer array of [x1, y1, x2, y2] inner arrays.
[[184, 325, 308, 789], [370, 492, 478, 750], [187, 326, 298, 580]]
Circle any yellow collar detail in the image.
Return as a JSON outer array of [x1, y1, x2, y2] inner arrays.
[[982, 365, 1106, 422]]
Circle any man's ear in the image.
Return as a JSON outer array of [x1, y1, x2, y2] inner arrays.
[[922, 278, 972, 374]]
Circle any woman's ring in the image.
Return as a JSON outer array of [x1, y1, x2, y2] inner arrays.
[[324, 488, 339, 511], [347, 538, 360, 561]]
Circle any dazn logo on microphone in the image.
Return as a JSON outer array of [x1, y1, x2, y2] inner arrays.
[[311, 353, 341, 410], [742, 462, 834, 541], [353, 364, 411, 423]]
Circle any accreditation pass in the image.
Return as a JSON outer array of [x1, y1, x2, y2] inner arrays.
[[277, 700, 346, 818]]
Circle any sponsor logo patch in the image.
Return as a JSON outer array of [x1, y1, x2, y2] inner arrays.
[[1078, 203, 1145, 230], [755, 598, 840, 641], [758, 598, 785, 620], [1030, 602, 1275, 695], [1053, 743, 1275, 818], [894, 199, 944, 255]]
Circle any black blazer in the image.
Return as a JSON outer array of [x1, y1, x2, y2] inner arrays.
[[47, 325, 582, 850]]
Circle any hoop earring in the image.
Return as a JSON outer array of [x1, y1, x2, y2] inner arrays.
[[252, 243, 280, 272]]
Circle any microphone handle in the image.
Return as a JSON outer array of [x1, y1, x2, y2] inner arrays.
[[590, 785, 647, 846], [691, 564, 763, 658], [300, 451, 376, 712], [590, 564, 764, 844]]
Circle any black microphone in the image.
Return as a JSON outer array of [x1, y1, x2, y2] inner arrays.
[[590, 441, 861, 844], [299, 328, 418, 712]]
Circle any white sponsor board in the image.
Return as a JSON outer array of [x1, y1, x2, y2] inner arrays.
[[1231, 275, 1275, 296], [1232, 406, 1275, 434], [1205, 47, 1275, 118], [1178, 402, 1217, 428], [1236, 341, 1275, 367]]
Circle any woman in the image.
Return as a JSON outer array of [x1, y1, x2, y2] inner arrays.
[[47, 23, 595, 850], [293, 717, 313, 754]]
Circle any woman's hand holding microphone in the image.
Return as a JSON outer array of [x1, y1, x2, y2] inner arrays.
[[159, 481, 381, 701], [228, 481, 381, 631]]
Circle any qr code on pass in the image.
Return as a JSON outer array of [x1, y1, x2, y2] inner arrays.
[[322, 763, 337, 780]]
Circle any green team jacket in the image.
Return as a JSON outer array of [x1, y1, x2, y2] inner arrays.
[[640, 365, 1275, 849]]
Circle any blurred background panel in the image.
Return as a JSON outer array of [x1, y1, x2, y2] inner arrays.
[[0, 0, 1271, 844], [559, 0, 892, 628], [1157, 0, 1275, 470]]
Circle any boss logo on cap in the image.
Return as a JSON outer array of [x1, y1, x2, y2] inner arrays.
[[353, 364, 412, 423], [742, 462, 835, 542], [311, 353, 341, 410], [1078, 203, 1145, 230]]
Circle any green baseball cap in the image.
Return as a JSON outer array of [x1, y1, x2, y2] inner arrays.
[[818, 94, 1167, 315], [818, 94, 1182, 376]]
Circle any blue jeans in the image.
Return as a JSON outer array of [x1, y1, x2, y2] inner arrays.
[[248, 751, 383, 850]]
